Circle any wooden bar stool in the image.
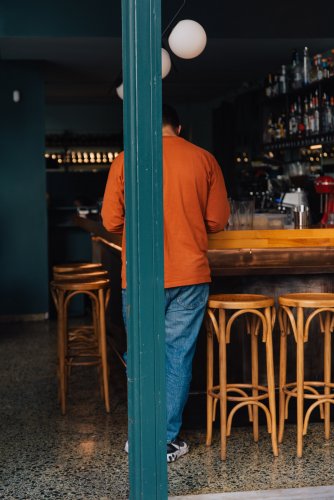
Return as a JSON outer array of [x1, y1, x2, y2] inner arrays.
[[278, 292, 334, 457], [206, 294, 278, 460], [50, 275, 111, 415]]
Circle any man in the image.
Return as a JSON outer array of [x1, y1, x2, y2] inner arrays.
[[101, 104, 230, 462]]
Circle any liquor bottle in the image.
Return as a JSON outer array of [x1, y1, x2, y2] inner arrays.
[[313, 90, 320, 134], [322, 93, 332, 132], [327, 57, 334, 78], [272, 75, 279, 96], [291, 49, 302, 89], [279, 113, 287, 139], [296, 97, 305, 136], [304, 97, 310, 135], [312, 54, 323, 81], [322, 58, 330, 79], [303, 46, 311, 86], [279, 65, 287, 94], [330, 96, 334, 131], [289, 104, 297, 136], [307, 95, 315, 135], [264, 114, 274, 143], [265, 73, 273, 97], [275, 115, 282, 141]]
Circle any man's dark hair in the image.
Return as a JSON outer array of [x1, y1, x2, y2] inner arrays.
[[162, 104, 180, 129]]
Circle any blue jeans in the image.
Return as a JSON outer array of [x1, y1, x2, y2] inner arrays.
[[122, 283, 209, 443]]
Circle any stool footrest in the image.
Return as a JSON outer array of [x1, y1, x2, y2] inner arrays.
[[283, 381, 334, 399], [66, 360, 101, 367], [209, 383, 270, 402]]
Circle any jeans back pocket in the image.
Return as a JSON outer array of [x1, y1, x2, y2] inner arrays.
[[176, 284, 209, 310]]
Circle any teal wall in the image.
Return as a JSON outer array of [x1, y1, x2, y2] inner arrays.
[[0, 0, 121, 37], [0, 62, 48, 315]]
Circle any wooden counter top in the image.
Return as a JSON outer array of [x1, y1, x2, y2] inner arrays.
[[208, 228, 334, 249]]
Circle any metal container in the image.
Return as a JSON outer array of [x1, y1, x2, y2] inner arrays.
[[294, 205, 309, 229]]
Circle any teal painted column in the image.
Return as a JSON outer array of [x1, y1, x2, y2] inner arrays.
[[121, 0, 167, 498]]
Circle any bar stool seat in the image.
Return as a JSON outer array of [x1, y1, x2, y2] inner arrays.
[[53, 269, 109, 281], [278, 292, 334, 457], [51, 276, 111, 415], [53, 262, 103, 273], [206, 293, 278, 460]]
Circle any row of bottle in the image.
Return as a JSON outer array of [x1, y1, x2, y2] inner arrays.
[[265, 47, 334, 98], [45, 150, 119, 165], [264, 92, 334, 143]]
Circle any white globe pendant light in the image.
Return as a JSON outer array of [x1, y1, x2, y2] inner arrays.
[[161, 48, 172, 78], [116, 83, 123, 99], [168, 19, 207, 59]]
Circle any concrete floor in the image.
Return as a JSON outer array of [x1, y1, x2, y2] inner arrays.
[[170, 485, 334, 499], [1, 320, 334, 499]]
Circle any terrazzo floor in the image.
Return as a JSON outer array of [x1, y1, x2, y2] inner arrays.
[[1, 320, 334, 499]]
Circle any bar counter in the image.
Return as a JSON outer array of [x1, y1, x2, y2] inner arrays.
[[208, 227, 334, 276], [76, 216, 334, 426], [76, 215, 334, 276]]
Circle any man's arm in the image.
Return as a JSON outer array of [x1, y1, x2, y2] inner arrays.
[[205, 157, 230, 233], [101, 153, 125, 233]]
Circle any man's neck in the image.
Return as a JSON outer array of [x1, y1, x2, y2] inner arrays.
[[162, 125, 180, 137]]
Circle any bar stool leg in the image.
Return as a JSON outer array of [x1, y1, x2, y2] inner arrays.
[[265, 306, 278, 457], [91, 297, 104, 399], [219, 309, 227, 460], [98, 288, 110, 413], [324, 311, 331, 440], [63, 300, 70, 396], [57, 290, 66, 415], [250, 315, 259, 443], [206, 316, 214, 446], [278, 309, 288, 444], [296, 306, 305, 458]]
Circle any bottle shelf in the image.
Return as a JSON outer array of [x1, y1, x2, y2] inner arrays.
[[263, 75, 334, 103], [263, 132, 334, 151], [262, 47, 334, 150]]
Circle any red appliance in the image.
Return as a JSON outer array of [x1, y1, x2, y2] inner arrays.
[[314, 175, 334, 224]]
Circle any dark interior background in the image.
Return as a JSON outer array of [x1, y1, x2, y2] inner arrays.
[[1, 0, 334, 316]]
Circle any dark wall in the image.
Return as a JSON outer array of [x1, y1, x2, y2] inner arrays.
[[0, 62, 48, 316], [0, 0, 121, 37], [213, 91, 263, 199], [45, 103, 123, 135]]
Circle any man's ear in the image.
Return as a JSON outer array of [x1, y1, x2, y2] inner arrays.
[[177, 125, 182, 136]]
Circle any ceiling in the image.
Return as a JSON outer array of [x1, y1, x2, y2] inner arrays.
[[1, 1, 334, 104]]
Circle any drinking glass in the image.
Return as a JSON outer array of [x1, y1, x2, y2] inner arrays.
[[233, 200, 255, 230]]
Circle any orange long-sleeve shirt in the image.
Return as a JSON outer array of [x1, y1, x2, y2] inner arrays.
[[101, 135, 230, 288]]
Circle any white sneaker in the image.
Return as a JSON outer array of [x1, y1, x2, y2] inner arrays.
[[124, 437, 189, 462], [167, 437, 189, 463]]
